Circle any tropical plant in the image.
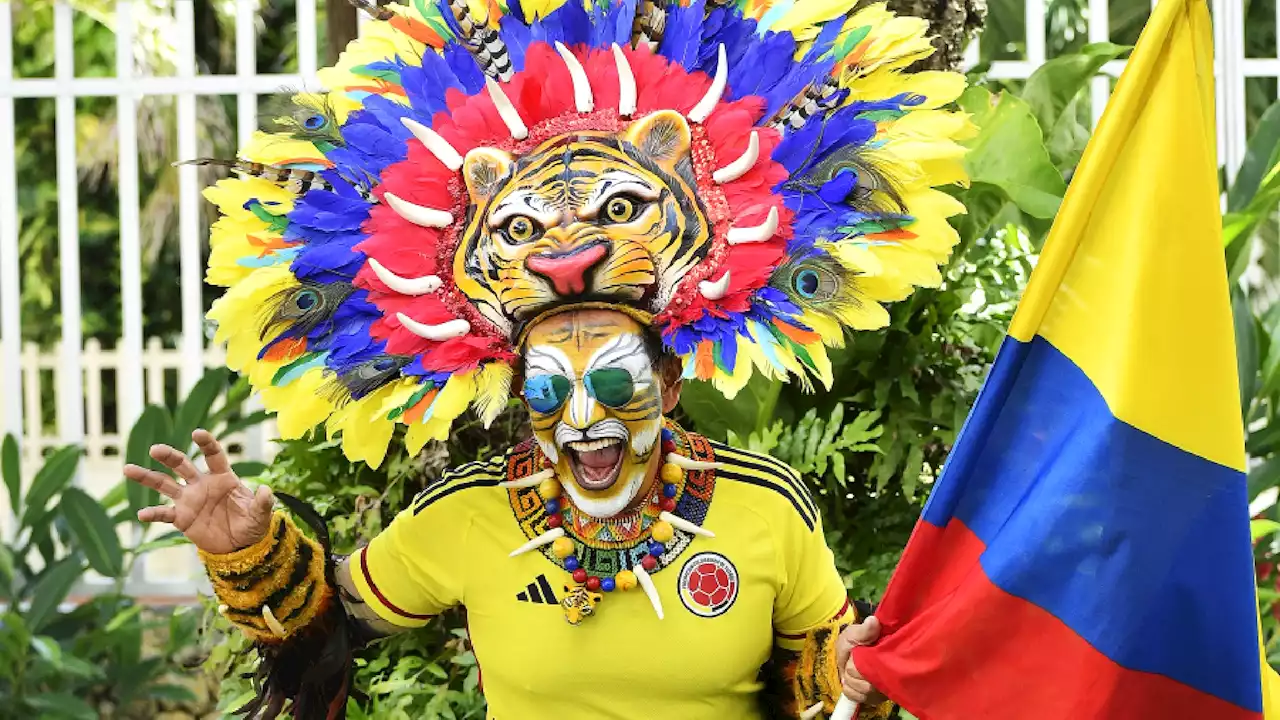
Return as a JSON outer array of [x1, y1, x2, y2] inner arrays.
[[0, 367, 268, 718]]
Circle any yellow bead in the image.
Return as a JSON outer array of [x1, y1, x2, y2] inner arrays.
[[539, 478, 562, 499], [651, 520, 674, 543], [552, 536, 575, 559], [615, 569, 638, 591], [661, 463, 683, 484]]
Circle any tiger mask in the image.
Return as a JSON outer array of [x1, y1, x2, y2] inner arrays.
[[454, 110, 711, 334]]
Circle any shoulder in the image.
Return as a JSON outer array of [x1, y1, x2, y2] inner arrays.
[[407, 448, 512, 517], [705, 439, 819, 532]]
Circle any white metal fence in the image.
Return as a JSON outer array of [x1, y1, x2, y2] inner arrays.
[[0, 0, 1263, 596]]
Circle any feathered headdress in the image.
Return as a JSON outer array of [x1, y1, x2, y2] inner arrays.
[[202, 0, 972, 467]]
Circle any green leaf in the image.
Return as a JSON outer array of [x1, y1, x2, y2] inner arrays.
[[25, 557, 82, 631], [1229, 99, 1280, 212], [1021, 43, 1130, 169], [0, 542, 13, 596], [1254, 519, 1280, 543], [233, 461, 269, 478], [678, 378, 782, 441], [147, 683, 197, 702], [173, 367, 228, 451], [2, 434, 19, 513], [19, 446, 81, 530], [957, 87, 1067, 220], [1234, 287, 1259, 418], [26, 693, 96, 720], [134, 530, 189, 554], [125, 405, 173, 514], [218, 409, 273, 439], [59, 487, 124, 577]]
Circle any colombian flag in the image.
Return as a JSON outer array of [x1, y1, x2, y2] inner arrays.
[[852, 0, 1280, 717]]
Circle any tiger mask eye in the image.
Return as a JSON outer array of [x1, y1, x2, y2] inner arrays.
[[504, 215, 542, 243], [601, 195, 644, 224]]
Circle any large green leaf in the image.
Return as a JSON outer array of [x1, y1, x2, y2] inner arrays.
[[1021, 43, 1130, 170], [1229, 99, 1280, 213], [1225, 159, 1280, 284], [957, 87, 1067, 221], [18, 446, 81, 531], [26, 692, 97, 720], [2, 434, 19, 513], [59, 487, 124, 577], [125, 405, 173, 514], [173, 367, 228, 451], [678, 377, 782, 442], [24, 557, 82, 631]]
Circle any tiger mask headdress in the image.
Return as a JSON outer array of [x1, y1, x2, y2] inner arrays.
[[456, 110, 710, 334]]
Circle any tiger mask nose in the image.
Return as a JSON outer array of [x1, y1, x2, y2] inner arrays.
[[525, 242, 608, 296]]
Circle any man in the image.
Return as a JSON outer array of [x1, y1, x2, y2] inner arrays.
[[128, 0, 969, 716], [128, 307, 889, 718]]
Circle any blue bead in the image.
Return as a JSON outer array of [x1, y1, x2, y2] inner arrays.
[[544, 498, 560, 514], [649, 541, 665, 556], [663, 483, 678, 498], [564, 556, 579, 571], [661, 427, 674, 443], [601, 577, 616, 592]]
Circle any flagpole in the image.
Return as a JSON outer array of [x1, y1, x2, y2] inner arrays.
[[831, 696, 858, 720]]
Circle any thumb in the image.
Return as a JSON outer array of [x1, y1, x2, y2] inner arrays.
[[252, 485, 275, 519], [848, 615, 882, 647]]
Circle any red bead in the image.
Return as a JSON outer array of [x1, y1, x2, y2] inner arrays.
[[660, 497, 677, 513], [662, 439, 677, 454], [572, 568, 588, 584], [586, 576, 601, 591], [641, 555, 658, 571], [547, 513, 563, 528]]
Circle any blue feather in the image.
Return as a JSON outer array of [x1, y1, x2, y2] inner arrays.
[[658, 1, 706, 70]]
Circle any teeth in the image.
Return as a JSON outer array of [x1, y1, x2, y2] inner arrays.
[[567, 438, 623, 453]]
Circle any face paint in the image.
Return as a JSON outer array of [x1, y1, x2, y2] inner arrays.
[[522, 309, 665, 518]]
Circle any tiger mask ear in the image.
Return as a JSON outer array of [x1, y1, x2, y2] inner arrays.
[[622, 110, 692, 173], [462, 147, 515, 204]]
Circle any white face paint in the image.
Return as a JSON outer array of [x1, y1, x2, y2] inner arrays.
[[522, 311, 665, 518]]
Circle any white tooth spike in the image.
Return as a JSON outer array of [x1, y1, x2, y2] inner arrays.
[[712, 131, 760, 184], [698, 271, 731, 301], [688, 44, 727, 124], [612, 43, 637, 118], [799, 702, 825, 720], [498, 467, 556, 489], [400, 117, 464, 171], [217, 604, 229, 617], [634, 564, 664, 620], [508, 527, 565, 557], [665, 452, 721, 471], [396, 313, 471, 341], [368, 258, 442, 296], [726, 206, 779, 245], [486, 77, 529, 140], [262, 606, 287, 638], [384, 192, 454, 228], [660, 511, 716, 538], [555, 41, 594, 113]]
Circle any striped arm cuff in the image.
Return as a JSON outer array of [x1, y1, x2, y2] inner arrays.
[[199, 512, 331, 644]]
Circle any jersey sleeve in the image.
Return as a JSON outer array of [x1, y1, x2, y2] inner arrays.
[[772, 509, 852, 638], [346, 459, 500, 628]]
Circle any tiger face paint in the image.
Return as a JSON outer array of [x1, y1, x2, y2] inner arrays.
[[521, 309, 666, 519], [455, 110, 711, 333]]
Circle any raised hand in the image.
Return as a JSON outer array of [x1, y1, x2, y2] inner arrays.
[[123, 429, 275, 555]]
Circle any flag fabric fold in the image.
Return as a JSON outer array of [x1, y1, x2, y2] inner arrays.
[[852, 0, 1276, 717]]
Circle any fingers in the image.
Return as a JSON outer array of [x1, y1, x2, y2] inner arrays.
[[847, 615, 882, 646], [137, 504, 177, 524], [193, 429, 232, 475], [841, 665, 874, 703], [149, 444, 199, 482], [123, 464, 184, 500]]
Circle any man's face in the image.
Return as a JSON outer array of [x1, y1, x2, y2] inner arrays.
[[521, 309, 665, 518]]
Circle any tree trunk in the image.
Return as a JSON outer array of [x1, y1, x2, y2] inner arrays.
[[327, 0, 360, 65], [881, 0, 989, 72]]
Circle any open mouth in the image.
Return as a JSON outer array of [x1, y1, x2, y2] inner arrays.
[[566, 438, 625, 491]]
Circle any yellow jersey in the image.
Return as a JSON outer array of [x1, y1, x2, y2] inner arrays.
[[348, 430, 851, 719]]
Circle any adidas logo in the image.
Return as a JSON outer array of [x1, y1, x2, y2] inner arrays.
[[516, 574, 559, 605]]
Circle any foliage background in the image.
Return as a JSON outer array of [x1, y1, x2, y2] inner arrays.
[[8, 0, 1280, 718]]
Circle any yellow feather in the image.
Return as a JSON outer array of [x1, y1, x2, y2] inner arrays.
[[327, 379, 419, 468], [852, 71, 968, 108], [206, 267, 297, 372], [772, 0, 858, 34], [710, 339, 758, 399], [419, 371, 479, 444], [241, 132, 330, 168], [260, 368, 335, 439], [474, 362, 515, 428]]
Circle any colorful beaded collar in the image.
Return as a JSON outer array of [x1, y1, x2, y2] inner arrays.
[[503, 422, 719, 624]]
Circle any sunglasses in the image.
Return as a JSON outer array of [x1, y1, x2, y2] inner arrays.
[[523, 368, 637, 414]]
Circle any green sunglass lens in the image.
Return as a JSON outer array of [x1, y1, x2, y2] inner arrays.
[[584, 368, 635, 408]]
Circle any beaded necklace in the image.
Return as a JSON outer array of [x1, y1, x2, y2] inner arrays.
[[504, 422, 720, 624]]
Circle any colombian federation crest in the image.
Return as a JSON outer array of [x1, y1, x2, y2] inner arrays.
[[678, 552, 738, 618]]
